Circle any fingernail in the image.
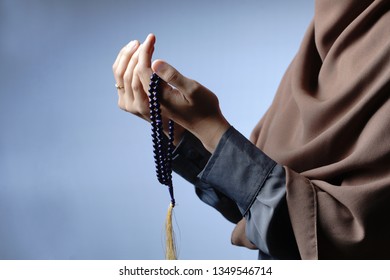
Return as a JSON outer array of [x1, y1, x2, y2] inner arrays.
[[127, 40, 137, 50], [154, 61, 165, 74]]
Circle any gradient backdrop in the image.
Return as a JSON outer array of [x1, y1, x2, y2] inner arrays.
[[0, 0, 314, 259]]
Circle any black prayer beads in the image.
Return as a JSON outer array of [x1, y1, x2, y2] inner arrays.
[[148, 73, 175, 207]]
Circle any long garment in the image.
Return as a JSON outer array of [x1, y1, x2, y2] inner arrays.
[[250, 0, 390, 259], [173, 0, 390, 259]]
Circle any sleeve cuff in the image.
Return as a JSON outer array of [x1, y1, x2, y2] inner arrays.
[[198, 126, 277, 215], [169, 130, 241, 223], [171, 130, 211, 184]]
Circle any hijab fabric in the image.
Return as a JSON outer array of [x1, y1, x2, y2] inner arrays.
[[251, 0, 390, 259]]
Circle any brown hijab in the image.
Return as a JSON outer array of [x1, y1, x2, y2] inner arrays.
[[248, 0, 390, 259]]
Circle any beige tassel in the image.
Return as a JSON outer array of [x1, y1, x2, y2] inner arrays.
[[165, 202, 177, 260]]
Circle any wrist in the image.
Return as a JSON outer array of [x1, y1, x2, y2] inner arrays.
[[194, 117, 230, 153], [171, 125, 186, 146]]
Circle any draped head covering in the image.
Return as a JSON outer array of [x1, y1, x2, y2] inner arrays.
[[251, 0, 390, 259]]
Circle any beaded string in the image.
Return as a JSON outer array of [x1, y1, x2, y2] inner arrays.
[[149, 73, 175, 206], [148, 72, 177, 260]]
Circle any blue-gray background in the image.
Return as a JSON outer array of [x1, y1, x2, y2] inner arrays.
[[0, 0, 313, 259]]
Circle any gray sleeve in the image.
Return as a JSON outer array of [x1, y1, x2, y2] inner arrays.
[[198, 126, 300, 259], [246, 165, 300, 259], [171, 131, 242, 224], [171, 131, 211, 184]]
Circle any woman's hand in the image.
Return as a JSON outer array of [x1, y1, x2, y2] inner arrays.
[[112, 35, 185, 143], [150, 58, 230, 152], [112, 34, 230, 152]]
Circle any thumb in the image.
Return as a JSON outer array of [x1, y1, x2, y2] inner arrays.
[[152, 59, 191, 92]]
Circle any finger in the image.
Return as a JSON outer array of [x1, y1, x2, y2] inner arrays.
[[114, 40, 140, 90], [112, 45, 126, 73], [123, 46, 141, 100], [113, 46, 128, 93], [152, 59, 193, 93], [131, 44, 153, 118], [138, 34, 156, 69], [113, 41, 133, 77], [137, 34, 156, 92]]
